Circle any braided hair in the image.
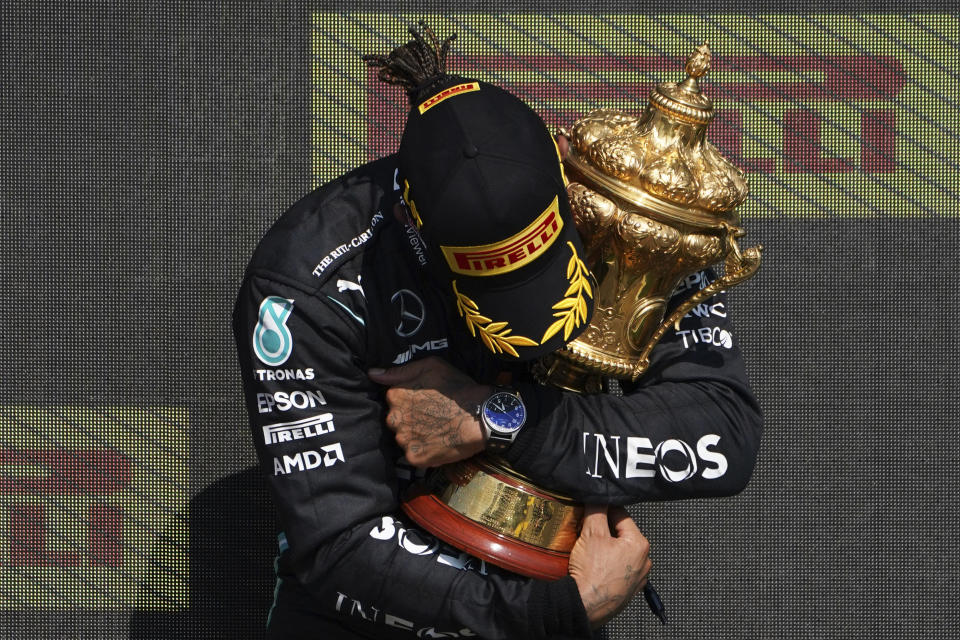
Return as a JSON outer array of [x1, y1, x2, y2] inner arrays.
[[363, 21, 457, 104]]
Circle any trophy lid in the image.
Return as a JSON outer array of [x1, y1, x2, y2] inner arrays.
[[565, 44, 749, 229], [650, 43, 714, 124]]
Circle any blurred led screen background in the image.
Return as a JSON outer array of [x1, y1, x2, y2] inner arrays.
[[1, 2, 957, 639]]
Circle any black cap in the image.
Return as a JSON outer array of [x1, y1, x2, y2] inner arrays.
[[398, 75, 595, 361]]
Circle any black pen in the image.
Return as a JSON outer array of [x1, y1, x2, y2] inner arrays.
[[643, 582, 667, 625]]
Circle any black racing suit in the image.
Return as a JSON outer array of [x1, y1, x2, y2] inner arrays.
[[232, 156, 763, 639]]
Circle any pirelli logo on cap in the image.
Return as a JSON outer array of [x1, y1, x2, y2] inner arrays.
[[418, 82, 481, 114], [441, 196, 563, 277]]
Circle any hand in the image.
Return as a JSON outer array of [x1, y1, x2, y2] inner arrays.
[[568, 505, 651, 629], [556, 132, 570, 159], [368, 357, 491, 467]]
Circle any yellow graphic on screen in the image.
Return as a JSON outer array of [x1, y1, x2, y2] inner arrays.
[[0, 406, 188, 610], [311, 13, 959, 217]]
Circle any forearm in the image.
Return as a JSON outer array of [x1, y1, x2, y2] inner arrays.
[[505, 377, 762, 503], [504, 279, 763, 504], [293, 516, 592, 640]]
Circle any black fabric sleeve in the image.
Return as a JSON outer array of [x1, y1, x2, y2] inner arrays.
[[308, 517, 591, 640], [503, 269, 763, 504], [233, 273, 592, 639]]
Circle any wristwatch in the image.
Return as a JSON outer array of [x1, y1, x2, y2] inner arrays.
[[478, 388, 527, 452]]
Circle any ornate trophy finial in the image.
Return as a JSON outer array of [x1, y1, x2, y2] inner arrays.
[[685, 42, 711, 78], [675, 42, 711, 97]]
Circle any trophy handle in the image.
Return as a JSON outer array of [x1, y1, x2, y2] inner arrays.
[[632, 235, 763, 381]]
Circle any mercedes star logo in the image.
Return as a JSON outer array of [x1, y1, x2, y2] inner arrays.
[[391, 289, 425, 338]]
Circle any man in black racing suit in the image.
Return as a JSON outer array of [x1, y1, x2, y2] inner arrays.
[[232, 25, 762, 640]]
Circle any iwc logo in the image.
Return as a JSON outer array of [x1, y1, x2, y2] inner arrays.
[[391, 289, 425, 338], [253, 297, 295, 366]]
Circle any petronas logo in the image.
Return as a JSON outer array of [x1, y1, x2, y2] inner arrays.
[[253, 297, 294, 366]]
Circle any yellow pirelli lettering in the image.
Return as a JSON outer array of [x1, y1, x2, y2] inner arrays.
[[441, 195, 563, 276], [418, 82, 481, 114]]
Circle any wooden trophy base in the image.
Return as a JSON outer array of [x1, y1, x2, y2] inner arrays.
[[400, 455, 583, 581]]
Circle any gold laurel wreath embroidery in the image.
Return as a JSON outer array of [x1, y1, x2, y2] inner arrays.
[[540, 241, 593, 344], [452, 281, 538, 358]]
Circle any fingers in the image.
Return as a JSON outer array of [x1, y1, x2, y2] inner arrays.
[[384, 405, 402, 433], [579, 504, 610, 538], [555, 133, 570, 159], [639, 556, 652, 589], [368, 355, 456, 385], [608, 506, 643, 540], [606, 506, 651, 585], [368, 358, 431, 385]]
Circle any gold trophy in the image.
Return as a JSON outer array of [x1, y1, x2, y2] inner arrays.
[[402, 44, 763, 579]]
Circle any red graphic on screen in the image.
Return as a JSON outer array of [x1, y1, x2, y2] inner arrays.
[[365, 55, 905, 174], [2, 449, 132, 567]]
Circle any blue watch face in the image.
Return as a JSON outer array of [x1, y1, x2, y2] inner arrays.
[[483, 392, 526, 433]]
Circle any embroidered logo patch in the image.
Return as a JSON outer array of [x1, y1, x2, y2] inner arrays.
[[452, 281, 537, 358], [440, 196, 563, 277], [540, 242, 593, 343], [403, 180, 424, 229], [418, 82, 481, 114], [253, 297, 295, 366]]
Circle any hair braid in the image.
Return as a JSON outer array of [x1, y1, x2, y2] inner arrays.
[[363, 21, 457, 104]]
